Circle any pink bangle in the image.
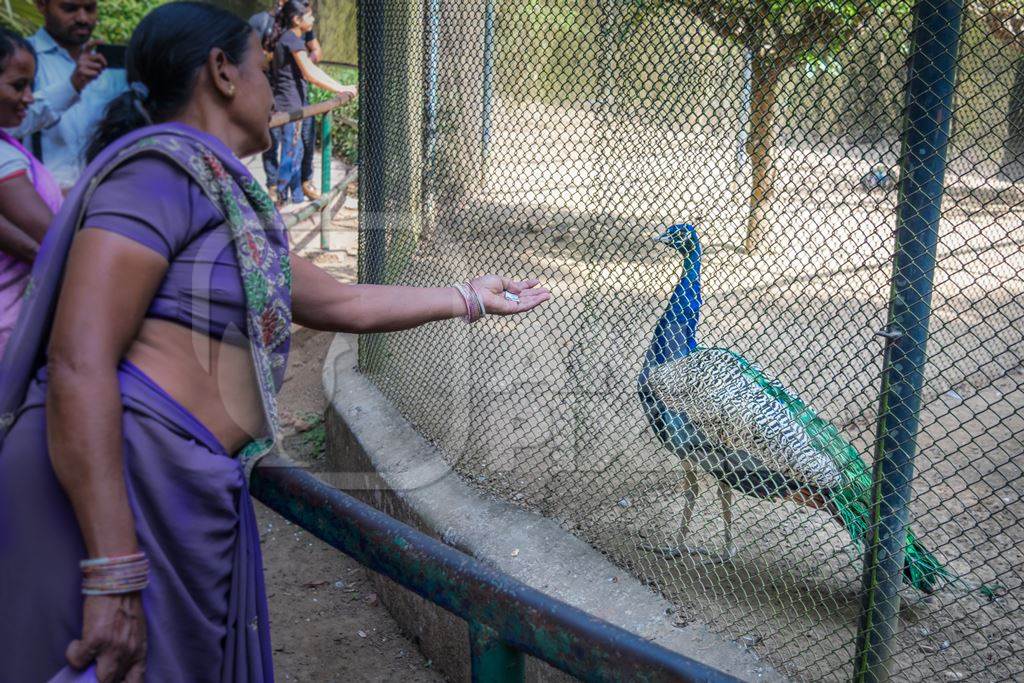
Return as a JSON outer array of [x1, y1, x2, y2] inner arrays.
[[80, 552, 150, 595], [453, 282, 486, 323]]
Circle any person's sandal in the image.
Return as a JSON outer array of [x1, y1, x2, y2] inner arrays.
[[302, 181, 321, 201]]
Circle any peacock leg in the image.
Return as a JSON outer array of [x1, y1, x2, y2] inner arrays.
[[645, 475, 738, 564], [716, 481, 738, 561], [641, 463, 701, 558]]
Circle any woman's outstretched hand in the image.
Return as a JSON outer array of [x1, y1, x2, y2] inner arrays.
[[470, 275, 551, 316], [66, 593, 147, 682]]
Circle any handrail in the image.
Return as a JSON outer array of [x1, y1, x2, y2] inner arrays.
[[251, 454, 741, 683], [283, 166, 358, 228], [268, 94, 356, 129]]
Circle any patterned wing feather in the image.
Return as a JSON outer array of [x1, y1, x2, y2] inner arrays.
[[646, 348, 845, 489]]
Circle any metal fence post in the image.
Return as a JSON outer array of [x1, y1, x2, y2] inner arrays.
[[421, 0, 439, 242], [320, 113, 333, 251], [481, 0, 495, 165], [359, 0, 387, 370], [853, 0, 965, 678], [469, 622, 525, 682]]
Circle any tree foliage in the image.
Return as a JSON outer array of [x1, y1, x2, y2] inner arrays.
[[307, 65, 359, 163], [632, 0, 902, 250], [94, 0, 169, 44], [634, 0, 904, 70], [1, 0, 41, 34], [0, 0, 167, 43]]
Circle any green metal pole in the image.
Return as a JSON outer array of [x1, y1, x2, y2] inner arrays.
[[320, 113, 333, 251], [481, 0, 495, 165], [421, 0, 439, 242], [358, 0, 387, 371], [853, 0, 964, 678], [469, 622, 525, 682]]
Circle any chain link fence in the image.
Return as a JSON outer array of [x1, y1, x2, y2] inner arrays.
[[355, 0, 1024, 678]]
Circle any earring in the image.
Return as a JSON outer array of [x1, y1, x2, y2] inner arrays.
[[227, 84, 236, 97]]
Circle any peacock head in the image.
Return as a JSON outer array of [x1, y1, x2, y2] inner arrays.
[[653, 223, 701, 256]]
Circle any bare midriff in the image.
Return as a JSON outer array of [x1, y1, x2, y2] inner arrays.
[[124, 318, 265, 454]]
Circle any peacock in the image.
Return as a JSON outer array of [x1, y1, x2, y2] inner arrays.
[[637, 223, 951, 593]]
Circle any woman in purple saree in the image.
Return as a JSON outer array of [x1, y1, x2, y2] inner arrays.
[[0, 4, 550, 682]]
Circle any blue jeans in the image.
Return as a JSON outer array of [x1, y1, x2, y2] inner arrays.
[[301, 116, 315, 183], [262, 127, 280, 189], [277, 122, 304, 204], [265, 117, 315, 189]]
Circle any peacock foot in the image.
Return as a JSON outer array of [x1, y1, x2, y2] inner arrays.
[[640, 540, 737, 565]]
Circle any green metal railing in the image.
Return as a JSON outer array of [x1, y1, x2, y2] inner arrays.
[[251, 454, 739, 682], [269, 96, 358, 247]]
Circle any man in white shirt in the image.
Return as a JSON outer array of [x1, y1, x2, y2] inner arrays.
[[5, 0, 126, 189]]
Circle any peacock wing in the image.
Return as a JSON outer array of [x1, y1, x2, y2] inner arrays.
[[646, 348, 845, 489]]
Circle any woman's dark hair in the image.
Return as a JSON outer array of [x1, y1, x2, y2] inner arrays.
[[85, 2, 253, 162], [264, 0, 310, 54], [0, 27, 34, 73]]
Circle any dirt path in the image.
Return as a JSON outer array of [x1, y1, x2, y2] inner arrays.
[[257, 198, 444, 682]]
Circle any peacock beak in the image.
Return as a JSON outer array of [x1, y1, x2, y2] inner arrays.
[[653, 232, 672, 244]]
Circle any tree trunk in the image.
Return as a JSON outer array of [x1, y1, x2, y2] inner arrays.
[[1002, 55, 1024, 181], [737, 48, 753, 169], [744, 55, 781, 253]]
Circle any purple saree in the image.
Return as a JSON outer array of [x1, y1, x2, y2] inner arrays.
[[0, 124, 290, 681]]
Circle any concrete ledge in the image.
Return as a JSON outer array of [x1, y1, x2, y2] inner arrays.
[[321, 334, 783, 682]]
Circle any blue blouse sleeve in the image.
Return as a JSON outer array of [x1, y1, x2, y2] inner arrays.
[[80, 155, 198, 260]]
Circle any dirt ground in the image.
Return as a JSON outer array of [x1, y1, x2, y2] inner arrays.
[[359, 102, 1024, 681], [255, 198, 444, 683]]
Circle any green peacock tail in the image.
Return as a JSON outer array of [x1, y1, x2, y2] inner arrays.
[[719, 349, 955, 594]]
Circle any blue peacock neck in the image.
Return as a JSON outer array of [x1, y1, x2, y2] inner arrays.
[[644, 243, 702, 369]]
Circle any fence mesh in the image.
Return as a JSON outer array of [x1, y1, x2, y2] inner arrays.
[[356, 0, 1024, 679]]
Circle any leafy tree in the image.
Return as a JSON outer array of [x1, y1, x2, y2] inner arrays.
[[94, 0, 168, 44], [637, 0, 899, 252], [1, 0, 41, 34], [1, 0, 165, 43]]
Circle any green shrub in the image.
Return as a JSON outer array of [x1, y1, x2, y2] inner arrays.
[[307, 64, 358, 163], [95, 0, 169, 44], [1, 0, 41, 34]]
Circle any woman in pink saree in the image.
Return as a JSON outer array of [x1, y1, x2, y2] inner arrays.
[[0, 28, 62, 355]]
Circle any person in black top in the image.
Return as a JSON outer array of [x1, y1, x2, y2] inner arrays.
[[263, 0, 351, 206], [250, 0, 292, 202], [298, 28, 322, 201], [250, 0, 326, 202]]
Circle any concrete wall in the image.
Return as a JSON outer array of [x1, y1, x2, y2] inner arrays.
[[321, 334, 784, 682]]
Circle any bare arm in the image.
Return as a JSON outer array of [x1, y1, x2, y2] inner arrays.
[[291, 254, 460, 332], [48, 229, 167, 553], [305, 37, 323, 63], [47, 230, 165, 679], [0, 210, 40, 263], [0, 174, 54, 245], [293, 50, 355, 97], [290, 254, 550, 333]]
